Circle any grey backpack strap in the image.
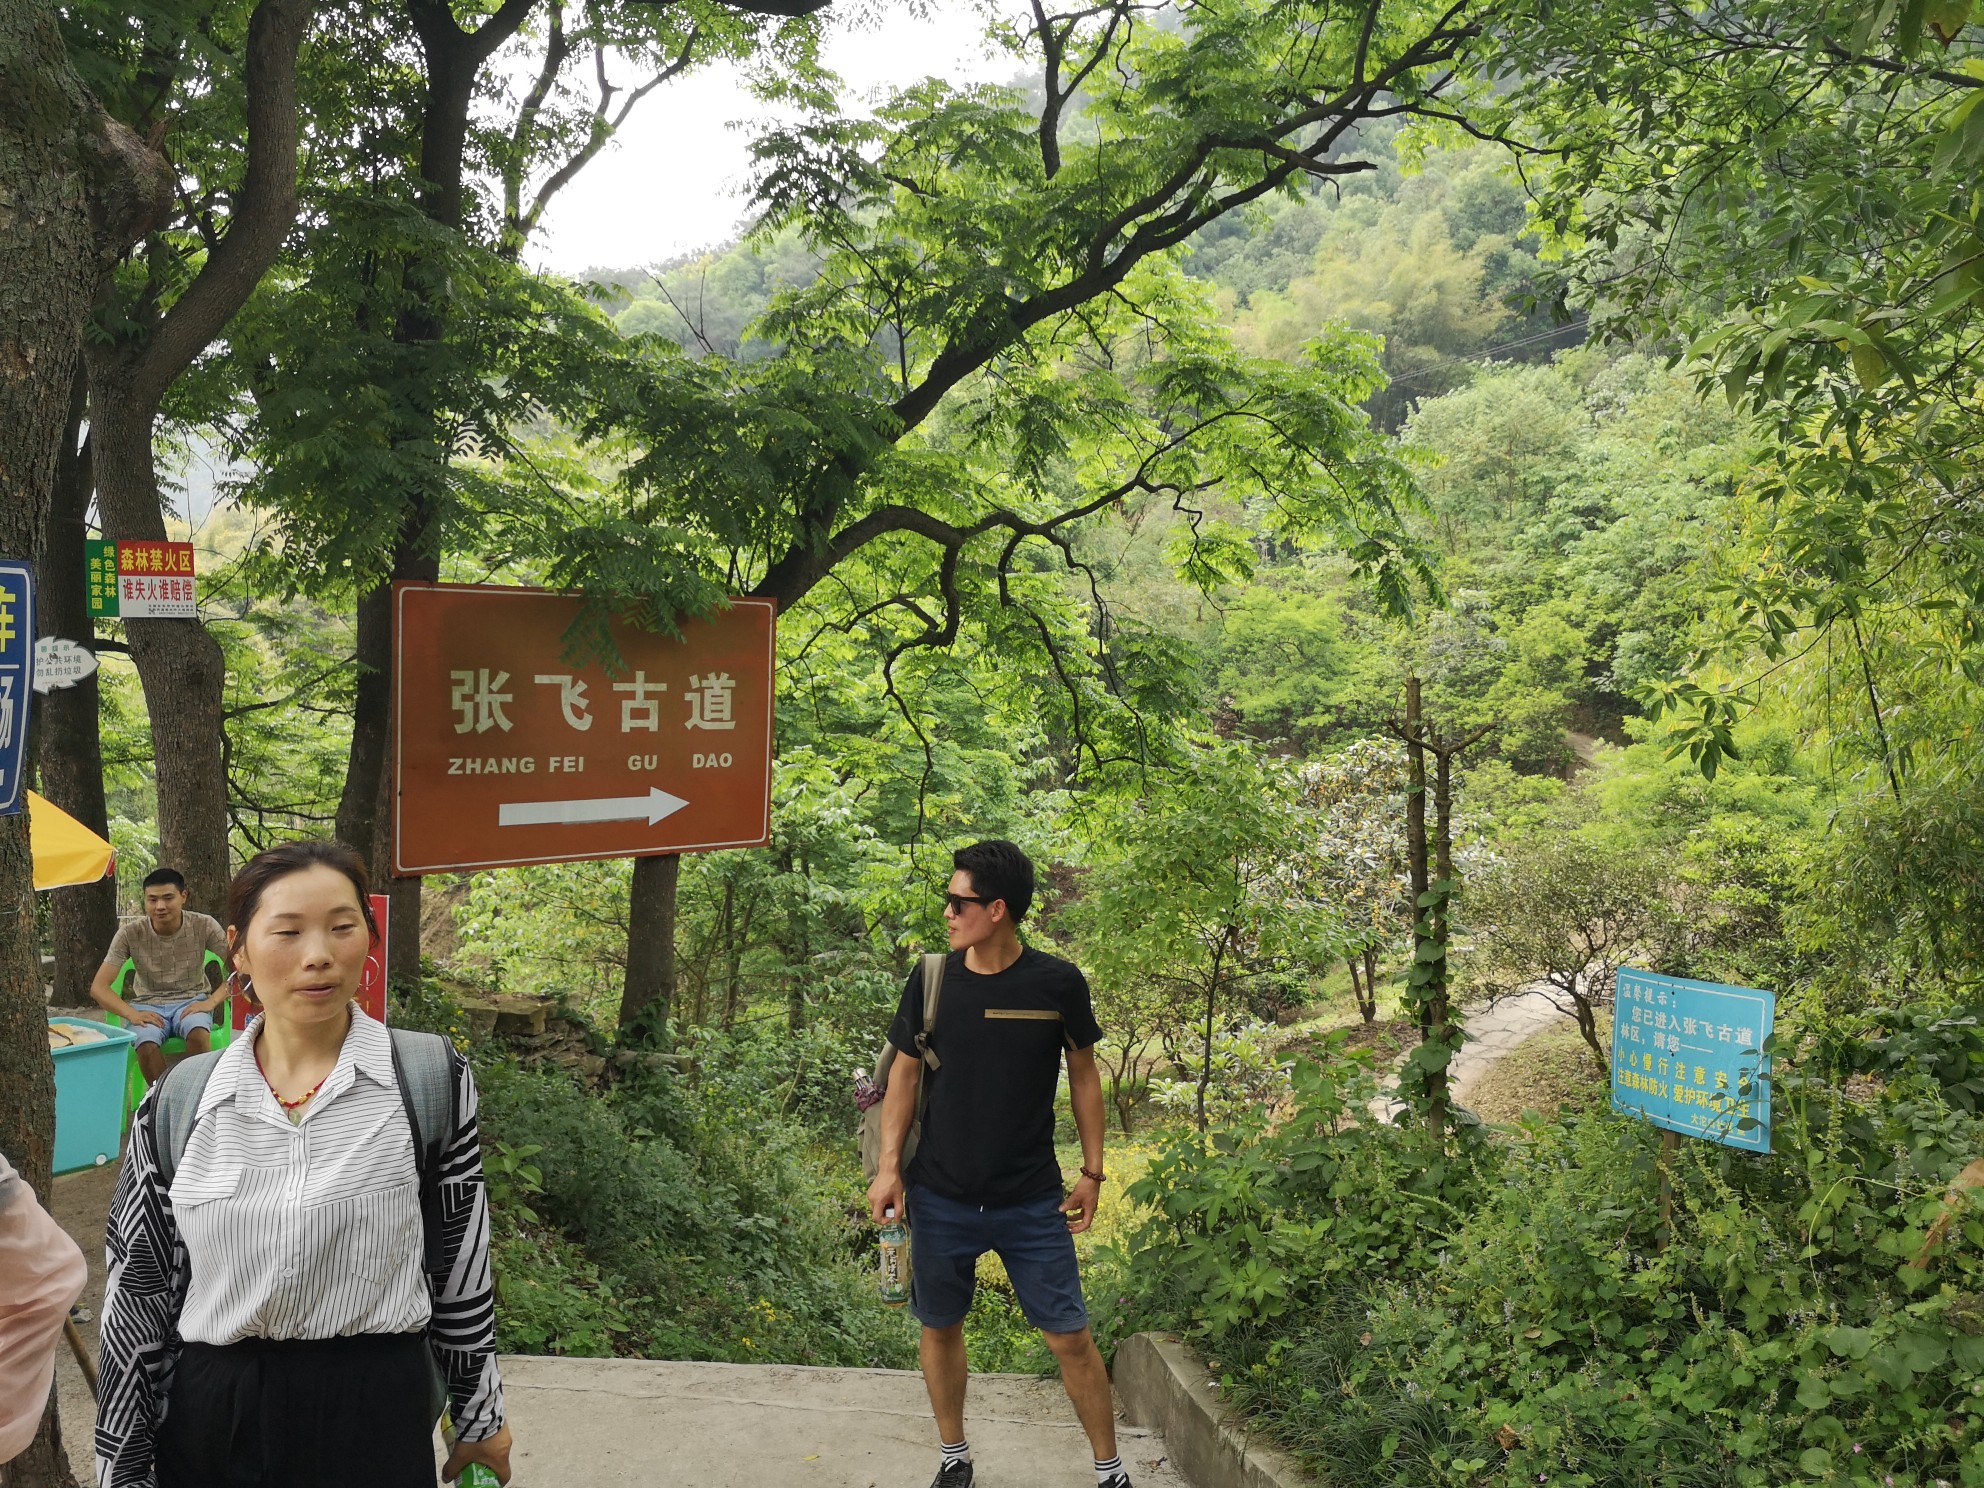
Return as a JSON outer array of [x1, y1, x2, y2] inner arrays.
[[387, 1029, 454, 1176], [917, 952, 946, 1070], [154, 1050, 225, 1190], [388, 1029, 457, 1273]]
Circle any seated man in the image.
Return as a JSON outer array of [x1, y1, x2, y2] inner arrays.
[[89, 867, 229, 1085]]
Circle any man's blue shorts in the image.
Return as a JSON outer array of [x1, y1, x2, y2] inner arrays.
[[126, 1001, 213, 1048], [906, 1183, 1089, 1334]]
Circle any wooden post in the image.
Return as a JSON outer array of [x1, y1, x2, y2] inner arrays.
[[1656, 1128, 1681, 1250]]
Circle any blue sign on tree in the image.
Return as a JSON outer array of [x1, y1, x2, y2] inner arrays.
[[0, 561, 35, 817], [1610, 968, 1774, 1153]]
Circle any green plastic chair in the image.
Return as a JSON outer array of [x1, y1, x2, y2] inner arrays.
[[106, 951, 231, 1116]]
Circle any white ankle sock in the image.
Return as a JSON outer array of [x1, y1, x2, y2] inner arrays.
[[1095, 1454, 1125, 1484], [941, 1440, 972, 1469]]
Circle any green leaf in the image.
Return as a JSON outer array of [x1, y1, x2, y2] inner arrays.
[[1926, 0, 1973, 42], [1849, 340, 1892, 390], [1823, 1325, 1875, 1360]]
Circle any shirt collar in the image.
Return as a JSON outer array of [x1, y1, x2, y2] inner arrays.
[[198, 1004, 395, 1122]]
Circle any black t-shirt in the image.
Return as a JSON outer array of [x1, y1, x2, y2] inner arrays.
[[887, 946, 1102, 1207]]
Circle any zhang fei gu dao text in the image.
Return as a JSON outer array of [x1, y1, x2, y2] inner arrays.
[[442, 668, 741, 776]]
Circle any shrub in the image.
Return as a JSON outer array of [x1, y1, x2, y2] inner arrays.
[[1104, 1014, 1984, 1488], [475, 1057, 916, 1369]]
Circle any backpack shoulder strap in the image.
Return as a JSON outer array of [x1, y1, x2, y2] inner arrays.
[[917, 952, 947, 1070], [154, 1049, 225, 1190], [387, 1028, 455, 1181], [388, 1029, 456, 1277]]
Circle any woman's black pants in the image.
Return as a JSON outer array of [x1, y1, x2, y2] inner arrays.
[[158, 1332, 437, 1487]]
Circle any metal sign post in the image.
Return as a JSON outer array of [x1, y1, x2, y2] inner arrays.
[[0, 562, 36, 816]]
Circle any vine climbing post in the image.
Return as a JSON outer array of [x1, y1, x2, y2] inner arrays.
[[1387, 678, 1494, 1143]]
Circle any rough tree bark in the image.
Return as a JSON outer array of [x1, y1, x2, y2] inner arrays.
[[36, 370, 117, 1004], [83, 0, 316, 922], [618, 852, 679, 1038], [0, 2, 168, 1481]]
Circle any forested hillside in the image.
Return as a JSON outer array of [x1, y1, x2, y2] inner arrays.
[[12, 0, 1984, 1483]]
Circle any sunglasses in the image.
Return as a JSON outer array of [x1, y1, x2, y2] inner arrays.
[[942, 892, 992, 914]]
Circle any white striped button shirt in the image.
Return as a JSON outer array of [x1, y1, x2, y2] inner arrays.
[[173, 1007, 431, 1343], [96, 1008, 505, 1488]]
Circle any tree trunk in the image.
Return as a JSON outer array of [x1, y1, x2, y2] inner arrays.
[[344, 532, 438, 993], [335, 1, 541, 967], [1396, 676, 1440, 1134], [1195, 944, 1225, 1133], [1570, 985, 1607, 1076], [82, 0, 314, 923], [1401, 675, 1430, 1035], [1426, 740, 1457, 1141], [37, 371, 116, 1004], [618, 852, 679, 1039], [89, 390, 233, 916], [336, 578, 395, 858], [1348, 952, 1380, 1024], [785, 848, 810, 1033], [4, 1396, 75, 1488], [1, 3, 162, 1479]]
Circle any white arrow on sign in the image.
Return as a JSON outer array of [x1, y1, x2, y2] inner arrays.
[[498, 786, 689, 828]]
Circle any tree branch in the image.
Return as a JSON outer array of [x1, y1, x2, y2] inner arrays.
[[119, 0, 314, 414]]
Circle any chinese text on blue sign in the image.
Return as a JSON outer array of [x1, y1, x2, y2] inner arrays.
[[0, 562, 36, 816], [1610, 968, 1774, 1153]]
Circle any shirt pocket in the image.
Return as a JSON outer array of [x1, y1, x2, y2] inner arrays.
[[169, 1165, 249, 1276], [295, 1106, 424, 1290], [983, 1007, 1071, 1051], [304, 1177, 425, 1292], [169, 1165, 243, 1211]]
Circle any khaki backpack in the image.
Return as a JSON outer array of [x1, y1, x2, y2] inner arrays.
[[859, 952, 947, 1182]]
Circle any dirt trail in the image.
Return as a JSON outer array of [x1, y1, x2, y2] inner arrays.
[[1370, 986, 1576, 1122]]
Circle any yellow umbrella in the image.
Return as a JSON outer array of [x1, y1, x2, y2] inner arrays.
[[28, 791, 115, 891]]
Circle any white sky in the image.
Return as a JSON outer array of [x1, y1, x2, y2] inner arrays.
[[524, 1, 1030, 277]]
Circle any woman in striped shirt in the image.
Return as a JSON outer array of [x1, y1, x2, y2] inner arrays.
[[96, 841, 513, 1486]]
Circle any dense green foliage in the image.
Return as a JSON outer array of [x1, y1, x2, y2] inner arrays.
[[1102, 1016, 1984, 1488], [49, 0, 1984, 1480]]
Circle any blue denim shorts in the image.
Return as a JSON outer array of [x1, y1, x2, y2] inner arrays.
[[127, 1001, 213, 1047], [906, 1183, 1088, 1334]]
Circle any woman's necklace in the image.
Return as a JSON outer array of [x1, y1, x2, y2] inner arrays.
[[255, 1038, 330, 1111]]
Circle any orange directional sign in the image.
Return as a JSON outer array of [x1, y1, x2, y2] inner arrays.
[[393, 583, 774, 874]]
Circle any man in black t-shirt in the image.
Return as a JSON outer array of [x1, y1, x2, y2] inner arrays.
[[867, 841, 1132, 1488]]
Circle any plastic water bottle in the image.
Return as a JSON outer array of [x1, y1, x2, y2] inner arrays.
[[878, 1205, 910, 1306], [442, 1414, 502, 1486]]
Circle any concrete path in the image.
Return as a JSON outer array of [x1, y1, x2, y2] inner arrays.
[[1370, 986, 1576, 1122], [49, 1163, 1186, 1488], [499, 1357, 1186, 1488]]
